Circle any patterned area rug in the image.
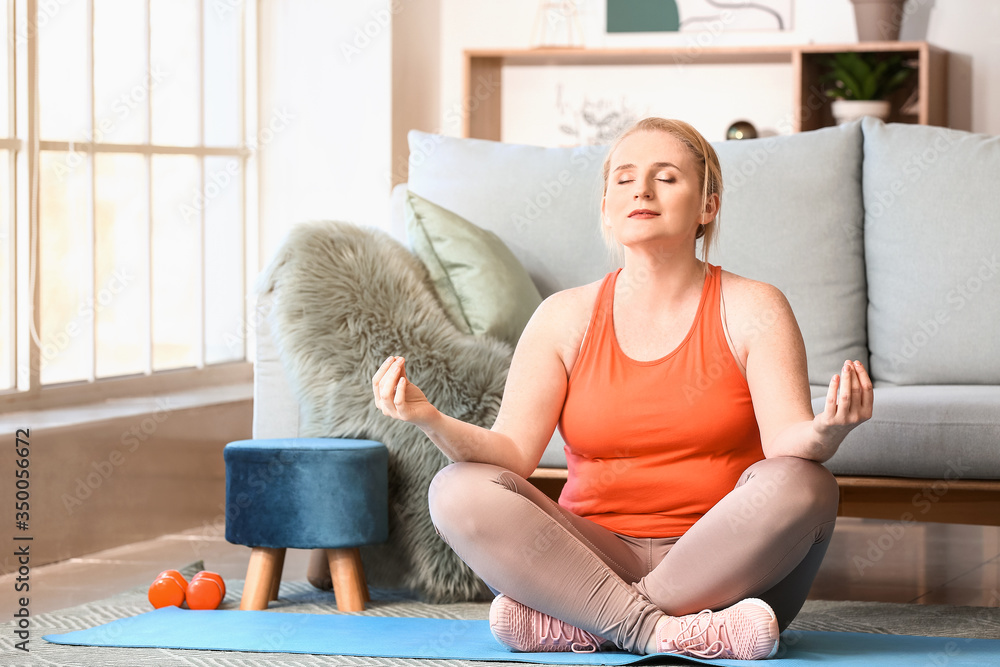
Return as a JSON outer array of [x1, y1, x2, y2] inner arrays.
[[4, 561, 999, 666]]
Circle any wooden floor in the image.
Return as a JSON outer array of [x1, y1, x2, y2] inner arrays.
[[1, 517, 997, 618]]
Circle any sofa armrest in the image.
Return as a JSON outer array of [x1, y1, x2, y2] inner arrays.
[[252, 290, 302, 439], [389, 182, 408, 245]]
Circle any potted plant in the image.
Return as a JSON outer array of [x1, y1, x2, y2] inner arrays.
[[821, 51, 914, 124], [850, 0, 905, 41]]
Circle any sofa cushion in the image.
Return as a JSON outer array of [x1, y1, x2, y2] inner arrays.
[[818, 385, 1000, 479], [709, 122, 869, 385], [406, 130, 613, 298], [405, 190, 542, 346], [862, 118, 1000, 385]]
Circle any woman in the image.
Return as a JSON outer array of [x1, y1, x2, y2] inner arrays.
[[371, 117, 873, 659]]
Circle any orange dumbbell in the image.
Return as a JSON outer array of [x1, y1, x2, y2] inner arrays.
[[148, 569, 188, 609], [186, 571, 226, 610]]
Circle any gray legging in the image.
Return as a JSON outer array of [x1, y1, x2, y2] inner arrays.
[[428, 456, 839, 654]]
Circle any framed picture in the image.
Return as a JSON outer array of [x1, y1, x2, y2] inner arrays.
[[607, 0, 794, 33]]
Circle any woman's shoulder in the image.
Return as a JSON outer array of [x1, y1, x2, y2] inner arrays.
[[718, 268, 791, 310], [541, 276, 606, 312], [718, 268, 797, 349], [527, 276, 607, 371]]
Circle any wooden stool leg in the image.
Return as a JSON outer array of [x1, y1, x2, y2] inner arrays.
[[327, 547, 368, 612], [358, 553, 370, 602], [307, 548, 333, 590], [268, 548, 286, 601], [240, 547, 285, 610]]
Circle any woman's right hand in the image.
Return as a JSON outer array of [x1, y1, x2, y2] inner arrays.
[[372, 356, 439, 428]]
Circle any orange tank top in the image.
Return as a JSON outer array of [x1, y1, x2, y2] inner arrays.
[[557, 264, 764, 538]]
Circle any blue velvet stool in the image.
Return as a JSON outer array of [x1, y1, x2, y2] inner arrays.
[[224, 438, 388, 611]]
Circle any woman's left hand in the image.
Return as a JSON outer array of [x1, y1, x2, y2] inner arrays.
[[813, 359, 874, 443]]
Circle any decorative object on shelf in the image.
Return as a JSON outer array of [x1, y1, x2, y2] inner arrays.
[[851, 0, 905, 42], [557, 88, 643, 145], [607, 0, 792, 33], [531, 0, 584, 48], [821, 51, 915, 124], [831, 99, 891, 125], [726, 120, 758, 140]]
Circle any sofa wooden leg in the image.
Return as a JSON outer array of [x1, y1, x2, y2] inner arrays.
[[241, 547, 285, 611], [327, 547, 367, 612], [268, 548, 286, 601]]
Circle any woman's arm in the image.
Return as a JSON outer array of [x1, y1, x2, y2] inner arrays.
[[741, 282, 873, 462], [372, 292, 578, 479], [372, 355, 523, 468], [766, 359, 873, 462]]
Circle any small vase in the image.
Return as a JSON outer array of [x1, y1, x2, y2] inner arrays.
[[850, 0, 905, 41], [831, 99, 891, 124], [530, 0, 584, 48]]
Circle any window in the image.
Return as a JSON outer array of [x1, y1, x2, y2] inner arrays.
[[1, 2, 15, 391], [2, 0, 257, 403]]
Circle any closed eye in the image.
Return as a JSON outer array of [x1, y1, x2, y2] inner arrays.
[[616, 178, 674, 184]]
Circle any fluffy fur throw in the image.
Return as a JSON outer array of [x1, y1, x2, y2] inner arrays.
[[257, 221, 513, 603]]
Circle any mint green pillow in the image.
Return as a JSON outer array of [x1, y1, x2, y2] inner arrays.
[[405, 190, 543, 346]]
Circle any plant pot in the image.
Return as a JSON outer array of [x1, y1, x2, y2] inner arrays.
[[850, 0, 904, 41], [831, 99, 892, 124]]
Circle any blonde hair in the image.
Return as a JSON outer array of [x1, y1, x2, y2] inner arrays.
[[600, 117, 723, 271]]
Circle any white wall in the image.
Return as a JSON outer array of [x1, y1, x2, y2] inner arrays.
[[413, 0, 999, 149], [914, 1, 1000, 134], [257, 0, 392, 270]]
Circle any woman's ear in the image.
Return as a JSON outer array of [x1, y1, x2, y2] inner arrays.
[[702, 192, 720, 223]]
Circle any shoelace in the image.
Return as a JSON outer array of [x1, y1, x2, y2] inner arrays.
[[537, 614, 601, 653], [662, 609, 735, 659]]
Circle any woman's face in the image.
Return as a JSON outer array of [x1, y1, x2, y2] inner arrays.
[[601, 130, 711, 250]]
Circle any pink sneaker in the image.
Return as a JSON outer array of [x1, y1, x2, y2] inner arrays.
[[489, 594, 607, 653], [657, 598, 779, 660]]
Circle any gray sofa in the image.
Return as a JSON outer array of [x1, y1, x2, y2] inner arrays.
[[254, 118, 1000, 526]]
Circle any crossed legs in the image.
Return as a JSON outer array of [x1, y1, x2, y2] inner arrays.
[[428, 456, 839, 654]]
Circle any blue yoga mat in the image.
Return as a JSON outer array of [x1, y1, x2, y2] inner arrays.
[[43, 606, 1000, 666]]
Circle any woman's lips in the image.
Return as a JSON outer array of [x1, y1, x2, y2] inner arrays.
[[628, 212, 659, 218]]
